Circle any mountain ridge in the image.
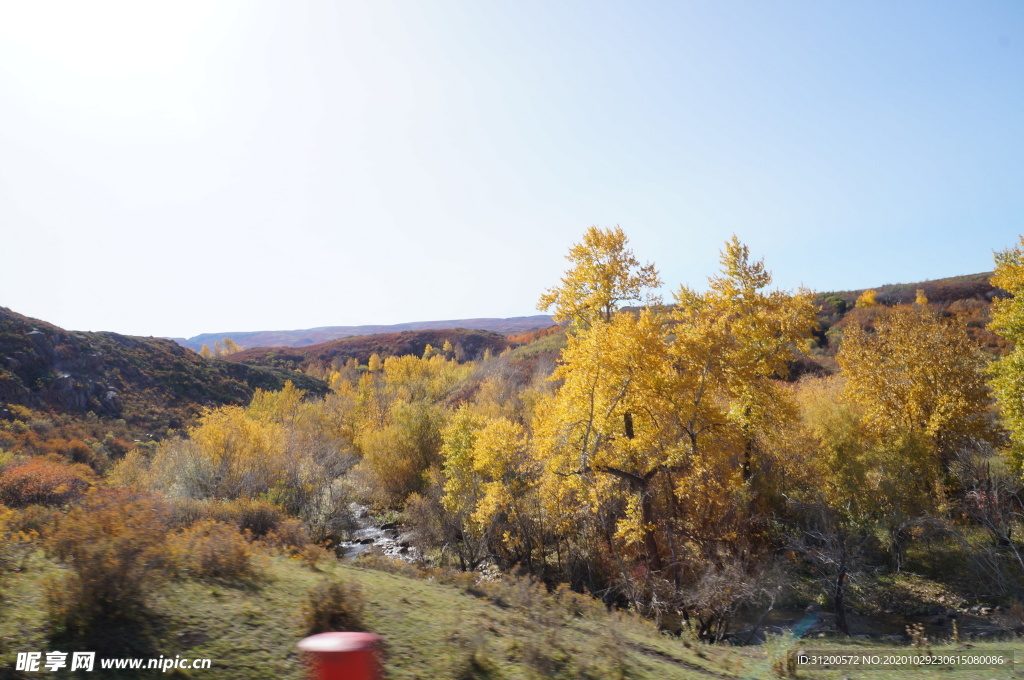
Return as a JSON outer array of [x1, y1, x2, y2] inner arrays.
[[172, 315, 556, 351]]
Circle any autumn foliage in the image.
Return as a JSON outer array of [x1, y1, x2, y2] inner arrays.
[[8, 226, 1024, 646], [0, 457, 94, 507], [44, 491, 171, 627], [169, 519, 260, 580]]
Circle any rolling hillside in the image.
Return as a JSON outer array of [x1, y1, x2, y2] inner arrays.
[[172, 315, 556, 351], [225, 328, 517, 372], [0, 306, 327, 428]]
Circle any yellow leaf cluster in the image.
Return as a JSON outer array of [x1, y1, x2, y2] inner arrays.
[[838, 305, 992, 453], [988, 236, 1024, 469], [538, 225, 662, 327]]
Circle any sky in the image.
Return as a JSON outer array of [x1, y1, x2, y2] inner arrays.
[[1, 1, 1022, 338]]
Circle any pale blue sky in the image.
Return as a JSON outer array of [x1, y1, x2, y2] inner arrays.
[[1, 1, 1022, 337]]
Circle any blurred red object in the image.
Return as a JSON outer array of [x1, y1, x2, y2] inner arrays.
[[298, 632, 382, 680]]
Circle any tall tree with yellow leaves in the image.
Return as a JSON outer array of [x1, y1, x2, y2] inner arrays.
[[538, 225, 661, 328], [538, 308, 673, 570], [668, 236, 817, 483], [989, 236, 1024, 472], [838, 304, 994, 472], [855, 289, 878, 308], [837, 303, 995, 568], [538, 234, 815, 579]]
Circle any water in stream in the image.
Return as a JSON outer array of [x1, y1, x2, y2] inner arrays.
[[335, 503, 418, 561]]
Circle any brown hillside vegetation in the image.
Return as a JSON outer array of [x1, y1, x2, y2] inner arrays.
[[808, 272, 1007, 368], [174, 314, 556, 351], [817, 272, 998, 308], [0, 306, 327, 429], [226, 328, 517, 372]]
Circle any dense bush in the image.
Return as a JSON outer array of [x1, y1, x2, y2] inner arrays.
[[169, 497, 286, 537], [6, 503, 61, 535], [0, 503, 36, 574], [44, 491, 171, 628], [169, 520, 261, 580], [0, 457, 94, 507], [302, 577, 366, 634], [251, 517, 325, 567]]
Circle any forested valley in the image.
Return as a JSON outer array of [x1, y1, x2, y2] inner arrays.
[[3, 228, 1024, 678]]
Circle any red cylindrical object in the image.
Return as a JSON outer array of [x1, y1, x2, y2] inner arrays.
[[298, 632, 382, 680]]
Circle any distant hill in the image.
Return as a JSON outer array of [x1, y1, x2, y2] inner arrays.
[[784, 272, 1005, 378], [813, 272, 999, 309], [173, 315, 556, 351], [226, 328, 516, 372], [0, 306, 327, 428], [810, 272, 1002, 345]]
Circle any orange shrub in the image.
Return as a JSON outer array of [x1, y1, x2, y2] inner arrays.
[[232, 498, 285, 537], [0, 457, 94, 507], [7, 503, 62, 535], [262, 518, 311, 553], [169, 497, 285, 537]]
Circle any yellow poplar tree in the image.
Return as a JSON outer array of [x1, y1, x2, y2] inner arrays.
[[539, 308, 672, 566], [222, 337, 243, 354], [246, 381, 305, 425], [989, 236, 1024, 471], [838, 304, 994, 467], [150, 406, 286, 499], [539, 235, 816, 573], [855, 289, 878, 308], [668, 236, 817, 481], [538, 225, 662, 328]]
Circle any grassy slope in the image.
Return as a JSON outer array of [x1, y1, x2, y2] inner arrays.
[[2, 556, 1019, 680]]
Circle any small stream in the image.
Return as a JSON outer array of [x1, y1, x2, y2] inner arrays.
[[335, 503, 418, 561]]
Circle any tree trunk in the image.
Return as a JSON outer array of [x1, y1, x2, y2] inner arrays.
[[741, 436, 752, 482], [834, 531, 849, 635], [640, 487, 663, 572]]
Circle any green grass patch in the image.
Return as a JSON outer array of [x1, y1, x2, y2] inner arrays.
[[2, 554, 1022, 679]]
